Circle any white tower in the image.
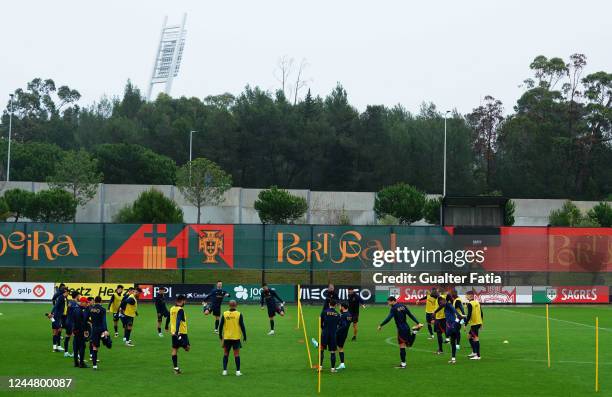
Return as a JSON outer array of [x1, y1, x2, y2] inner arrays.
[[147, 14, 187, 101]]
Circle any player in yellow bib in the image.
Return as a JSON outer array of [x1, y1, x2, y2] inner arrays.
[[418, 287, 439, 339], [433, 293, 448, 354], [465, 290, 484, 360], [107, 285, 124, 337], [170, 295, 190, 374], [120, 287, 141, 347], [219, 300, 247, 376]]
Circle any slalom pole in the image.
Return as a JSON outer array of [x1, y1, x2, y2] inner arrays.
[[300, 299, 313, 368], [546, 304, 551, 368], [595, 316, 599, 392], [296, 284, 301, 329], [317, 316, 322, 394]]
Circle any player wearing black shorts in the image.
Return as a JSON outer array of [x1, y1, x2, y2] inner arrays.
[[465, 290, 483, 360], [335, 303, 352, 370], [155, 287, 171, 337], [319, 300, 341, 373], [378, 296, 423, 369], [170, 295, 190, 374], [260, 283, 285, 335], [202, 281, 230, 333], [347, 288, 365, 341], [48, 287, 68, 353], [70, 297, 91, 368], [219, 300, 247, 376], [107, 285, 124, 337], [88, 296, 109, 370]]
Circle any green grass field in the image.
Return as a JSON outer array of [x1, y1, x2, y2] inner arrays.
[[0, 303, 609, 396]]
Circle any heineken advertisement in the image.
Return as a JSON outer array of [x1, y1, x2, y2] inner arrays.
[[0, 223, 610, 272]]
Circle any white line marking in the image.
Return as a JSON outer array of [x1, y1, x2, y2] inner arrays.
[[383, 337, 611, 366], [501, 309, 612, 332]]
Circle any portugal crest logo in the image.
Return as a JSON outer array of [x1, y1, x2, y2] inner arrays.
[[199, 230, 224, 263], [546, 287, 557, 302]]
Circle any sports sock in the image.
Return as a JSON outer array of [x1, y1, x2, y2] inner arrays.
[[339, 352, 345, 363], [125, 329, 131, 341], [52, 335, 58, 347], [475, 341, 480, 356], [89, 343, 93, 355], [451, 337, 457, 358], [456, 332, 461, 346], [157, 327, 162, 333], [235, 356, 241, 371], [223, 355, 229, 370], [320, 350, 324, 366], [215, 319, 219, 330], [114, 324, 117, 333], [330, 352, 336, 368], [400, 348, 406, 363], [427, 324, 433, 336], [270, 320, 275, 330], [92, 350, 97, 366], [64, 336, 70, 351], [469, 338, 475, 352], [436, 333, 443, 351], [165, 317, 170, 329], [172, 354, 178, 368]]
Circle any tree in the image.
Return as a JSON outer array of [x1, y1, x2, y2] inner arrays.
[[48, 149, 103, 208], [587, 201, 612, 227], [374, 183, 426, 225], [423, 197, 442, 225], [93, 143, 177, 184], [549, 200, 583, 226], [0, 198, 10, 222], [254, 186, 307, 224], [114, 189, 183, 223], [467, 96, 504, 190], [176, 157, 232, 223], [26, 189, 77, 222], [3, 188, 35, 222], [504, 199, 516, 226], [0, 141, 65, 182]]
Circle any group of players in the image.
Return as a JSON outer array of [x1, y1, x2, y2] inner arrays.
[[47, 281, 483, 375], [316, 284, 484, 372], [46, 281, 286, 376]]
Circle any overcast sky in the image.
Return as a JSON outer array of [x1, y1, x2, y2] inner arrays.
[[1, 0, 610, 115]]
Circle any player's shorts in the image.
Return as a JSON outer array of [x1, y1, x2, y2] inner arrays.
[[351, 312, 359, 323], [52, 317, 62, 330], [425, 313, 434, 324], [267, 307, 277, 318], [446, 321, 460, 338], [321, 332, 337, 351], [112, 312, 119, 321], [172, 334, 190, 349], [157, 308, 170, 321], [90, 328, 104, 348], [336, 331, 348, 348], [121, 315, 134, 327], [212, 306, 221, 317], [434, 319, 446, 334], [223, 339, 241, 351], [469, 324, 481, 337], [397, 327, 416, 347]]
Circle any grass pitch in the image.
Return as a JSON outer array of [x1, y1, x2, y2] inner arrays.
[[0, 303, 609, 396]]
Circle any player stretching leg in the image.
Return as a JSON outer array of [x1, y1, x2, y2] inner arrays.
[[465, 290, 483, 360], [170, 295, 190, 374], [418, 287, 438, 340], [120, 287, 141, 346], [436, 294, 462, 364], [202, 281, 230, 333], [260, 283, 285, 335], [336, 303, 352, 370], [107, 285, 124, 337], [377, 296, 423, 369], [219, 300, 247, 376]]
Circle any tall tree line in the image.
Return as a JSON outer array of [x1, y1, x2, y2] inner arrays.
[[0, 54, 610, 199]]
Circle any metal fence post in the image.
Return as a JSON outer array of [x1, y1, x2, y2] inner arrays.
[[309, 225, 314, 285], [261, 224, 266, 284], [101, 223, 106, 282], [22, 223, 27, 282]]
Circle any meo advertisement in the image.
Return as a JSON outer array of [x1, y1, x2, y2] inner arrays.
[[0, 282, 54, 300]]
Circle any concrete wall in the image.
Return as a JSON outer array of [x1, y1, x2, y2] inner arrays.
[[1, 181, 602, 226]]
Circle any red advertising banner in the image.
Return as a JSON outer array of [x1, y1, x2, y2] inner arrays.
[[390, 286, 433, 304]]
